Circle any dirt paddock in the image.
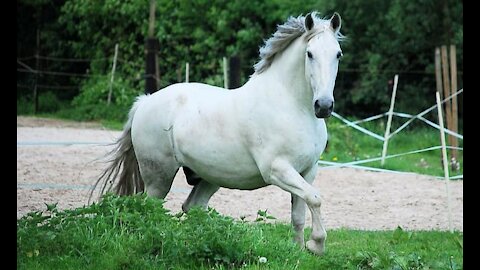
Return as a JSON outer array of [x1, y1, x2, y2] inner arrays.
[[17, 116, 463, 231]]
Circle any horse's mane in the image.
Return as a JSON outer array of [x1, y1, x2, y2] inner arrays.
[[253, 11, 345, 75]]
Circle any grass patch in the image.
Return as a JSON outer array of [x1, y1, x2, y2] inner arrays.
[[17, 194, 463, 270]]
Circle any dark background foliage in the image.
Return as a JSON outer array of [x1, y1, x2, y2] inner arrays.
[[17, 0, 463, 123]]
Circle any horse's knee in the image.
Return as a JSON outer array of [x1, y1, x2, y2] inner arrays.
[[146, 185, 168, 199], [306, 192, 322, 208]]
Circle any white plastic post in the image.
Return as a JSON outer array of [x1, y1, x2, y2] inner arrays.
[[381, 74, 399, 166], [223, 57, 228, 89], [107, 43, 119, 105], [185, 62, 189, 83], [435, 91, 453, 232]]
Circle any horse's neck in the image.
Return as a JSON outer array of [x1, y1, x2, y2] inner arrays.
[[244, 37, 312, 106]]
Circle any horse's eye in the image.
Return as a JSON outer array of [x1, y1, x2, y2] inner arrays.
[[337, 51, 343, 59], [307, 51, 313, 59]]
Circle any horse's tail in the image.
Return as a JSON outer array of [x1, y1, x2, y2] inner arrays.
[[90, 95, 148, 202]]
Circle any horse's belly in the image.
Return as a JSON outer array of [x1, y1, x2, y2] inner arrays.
[[179, 142, 267, 189], [197, 169, 267, 190]]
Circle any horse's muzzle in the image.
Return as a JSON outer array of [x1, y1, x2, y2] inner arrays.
[[314, 99, 334, 118]]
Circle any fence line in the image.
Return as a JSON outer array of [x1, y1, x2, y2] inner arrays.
[[319, 145, 462, 167], [350, 113, 386, 124], [17, 83, 79, 90], [388, 88, 463, 139], [17, 68, 107, 78], [326, 87, 463, 179], [18, 54, 110, 62], [19, 54, 142, 68], [391, 112, 463, 140], [338, 67, 463, 76], [333, 88, 464, 141], [317, 160, 463, 180], [332, 112, 385, 141]]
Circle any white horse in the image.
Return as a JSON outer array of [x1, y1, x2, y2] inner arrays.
[[94, 11, 344, 255]]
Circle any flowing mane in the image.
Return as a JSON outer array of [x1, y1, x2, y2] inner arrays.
[[253, 12, 345, 75]]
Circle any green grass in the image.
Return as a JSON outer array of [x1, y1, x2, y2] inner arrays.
[[17, 194, 463, 270]]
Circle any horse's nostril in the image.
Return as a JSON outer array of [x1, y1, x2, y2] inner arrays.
[[329, 102, 334, 111]]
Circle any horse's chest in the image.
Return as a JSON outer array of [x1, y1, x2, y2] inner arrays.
[[289, 136, 325, 167], [249, 118, 327, 168]]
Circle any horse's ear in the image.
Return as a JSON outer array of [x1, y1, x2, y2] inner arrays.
[[305, 13, 314, 31], [330, 12, 341, 33]]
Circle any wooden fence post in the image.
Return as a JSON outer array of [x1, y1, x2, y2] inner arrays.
[[436, 45, 459, 170], [440, 46, 452, 155], [449, 45, 458, 161]]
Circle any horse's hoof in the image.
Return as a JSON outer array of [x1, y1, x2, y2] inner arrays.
[[293, 236, 305, 248], [306, 239, 325, 256]]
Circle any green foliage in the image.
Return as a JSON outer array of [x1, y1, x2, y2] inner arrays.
[[72, 75, 138, 108], [17, 91, 67, 115], [320, 0, 463, 118], [18, 0, 463, 122], [352, 226, 462, 270], [255, 209, 277, 222], [17, 96, 34, 115], [38, 91, 63, 112], [17, 194, 463, 269]]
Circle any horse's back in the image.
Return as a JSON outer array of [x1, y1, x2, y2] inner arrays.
[[130, 83, 263, 188], [132, 82, 228, 129]]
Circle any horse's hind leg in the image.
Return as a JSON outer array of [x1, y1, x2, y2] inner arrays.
[[183, 167, 202, 186], [182, 179, 219, 212], [137, 156, 180, 199], [291, 194, 307, 247]]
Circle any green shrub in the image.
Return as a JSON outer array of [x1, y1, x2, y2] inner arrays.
[[38, 91, 62, 113], [17, 96, 34, 115], [72, 76, 140, 109]]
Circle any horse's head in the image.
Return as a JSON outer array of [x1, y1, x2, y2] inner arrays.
[[304, 12, 343, 118]]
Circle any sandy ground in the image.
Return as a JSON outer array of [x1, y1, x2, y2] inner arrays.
[[17, 116, 463, 231]]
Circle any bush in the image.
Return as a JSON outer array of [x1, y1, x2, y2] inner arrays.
[[17, 96, 34, 115], [17, 91, 66, 115], [62, 74, 141, 122], [38, 91, 63, 113], [72, 76, 140, 109]]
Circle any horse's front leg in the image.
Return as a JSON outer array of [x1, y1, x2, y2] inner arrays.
[[291, 166, 317, 248], [265, 159, 326, 255]]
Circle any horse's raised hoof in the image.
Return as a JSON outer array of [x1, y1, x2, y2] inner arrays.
[[306, 239, 325, 256]]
